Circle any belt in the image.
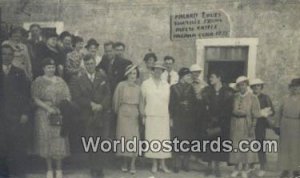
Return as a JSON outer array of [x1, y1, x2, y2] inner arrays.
[[283, 115, 300, 120], [232, 114, 247, 118]]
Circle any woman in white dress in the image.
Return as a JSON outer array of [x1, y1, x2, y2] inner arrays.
[[140, 61, 171, 173]]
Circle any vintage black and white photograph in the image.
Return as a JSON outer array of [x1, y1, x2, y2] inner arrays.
[[0, 0, 300, 178]]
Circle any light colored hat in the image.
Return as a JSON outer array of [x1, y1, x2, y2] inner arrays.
[[189, 64, 203, 72], [124, 64, 138, 76], [250, 78, 264, 86], [236, 76, 248, 84], [229, 83, 236, 90], [152, 61, 166, 70]]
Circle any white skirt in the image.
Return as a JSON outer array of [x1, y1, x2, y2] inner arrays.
[[144, 116, 172, 159]]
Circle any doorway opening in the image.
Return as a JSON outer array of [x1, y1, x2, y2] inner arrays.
[[196, 38, 259, 85], [205, 46, 248, 84]]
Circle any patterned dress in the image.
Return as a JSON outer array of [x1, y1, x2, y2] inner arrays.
[[65, 50, 85, 81], [229, 91, 260, 164], [31, 76, 70, 159], [113, 81, 141, 157]]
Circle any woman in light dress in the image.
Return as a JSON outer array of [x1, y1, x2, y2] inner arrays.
[[31, 58, 70, 178], [113, 64, 142, 174], [140, 61, 171, 173], [276, 78, 300, 178], [229, 76, 268, 178]]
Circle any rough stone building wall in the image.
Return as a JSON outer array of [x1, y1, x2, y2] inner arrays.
[[1, 0, 300, 109]]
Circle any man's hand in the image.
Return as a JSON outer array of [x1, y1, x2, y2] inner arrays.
[[91, 102, 103, 112], [20, 114, 28, 124]]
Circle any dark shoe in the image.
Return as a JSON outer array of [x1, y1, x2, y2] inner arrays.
[[215, 169, 221, 177], [173, 166, 180, 173], [293, 171, 300, 178], [280, 170, 290, 178], [204, 168, 213, 176]]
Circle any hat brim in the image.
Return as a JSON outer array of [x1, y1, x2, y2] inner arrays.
[[124, 65, 138, 76], [152, 66, 166, 70], [250, 83, 264, 86]]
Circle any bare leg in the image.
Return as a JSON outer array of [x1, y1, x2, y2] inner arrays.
[[55, 159, 63, 178], [160, 159, 170, 173], [46, 158, 53, 178], [121, 157, 128, 172], [151, 159, 158, 173], [130, 157, 136, 174]]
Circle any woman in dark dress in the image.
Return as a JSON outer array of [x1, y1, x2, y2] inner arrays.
[[169, 68, 196, 173], [202, 71, 234, 177], [36, 31, 65, 79]]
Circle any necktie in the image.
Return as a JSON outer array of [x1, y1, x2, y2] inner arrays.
[[167, 72, 171, 84]]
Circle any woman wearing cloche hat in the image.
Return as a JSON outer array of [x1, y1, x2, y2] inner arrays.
[[140, 61, 171, 173], [113, 64, 141, 174], [169, 68, 196, 173], [249, 78, 275, 177], [229, 76, 262, 178], [276, 78, 300, 178]]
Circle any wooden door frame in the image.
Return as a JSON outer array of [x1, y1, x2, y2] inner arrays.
[[196, 38, 259, 80]]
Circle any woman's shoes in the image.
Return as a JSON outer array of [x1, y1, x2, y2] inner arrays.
[[159, 165, 171, 173], [241, 171, 248, 178], [130, 169, 136, 174], [280, 170, 290, 178], [56, 170, 63, 178], [230, 170, 240, 178], [151, 165, 158, 173], [46, 170, 53, 178], [121, 167, 128, 172], [257, 170, 265, 177]]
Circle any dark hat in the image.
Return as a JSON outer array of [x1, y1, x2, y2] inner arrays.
[[85, 38, 99, 49], [178, 67, 191, 79], [41, 58, 56, 68], [289, 78, 300, 88]]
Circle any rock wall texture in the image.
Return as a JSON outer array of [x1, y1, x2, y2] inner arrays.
[[1, 0, 300, 109]]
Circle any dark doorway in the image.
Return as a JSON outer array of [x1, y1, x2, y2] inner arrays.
[[207, 61, 246, 84], [204, 46, 248, 85]]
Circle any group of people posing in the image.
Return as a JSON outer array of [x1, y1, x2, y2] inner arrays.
[[1, 24, 300, 178]]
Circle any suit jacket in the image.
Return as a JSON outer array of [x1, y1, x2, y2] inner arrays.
[[2, 65, 31, 126], [69, 71, 111, 129], [96, 56, 132, 94]]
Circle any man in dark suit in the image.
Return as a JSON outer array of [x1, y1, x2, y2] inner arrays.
[[1, 44, 31, 178], [69, 54, 111, 178], [96, 42, 132, 94]]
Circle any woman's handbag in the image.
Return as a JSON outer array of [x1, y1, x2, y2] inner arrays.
[[206, 127, 222, 137], [49, 113, 63, 126]]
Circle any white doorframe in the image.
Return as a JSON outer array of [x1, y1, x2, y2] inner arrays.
[[23, 21, 64, 34], [196, 38, 259, 80]]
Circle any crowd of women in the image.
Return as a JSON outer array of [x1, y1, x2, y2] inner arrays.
[[1, 24, 300, 178]]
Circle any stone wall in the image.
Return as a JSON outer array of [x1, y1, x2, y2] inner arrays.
[[1, 0, 300, 109]]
